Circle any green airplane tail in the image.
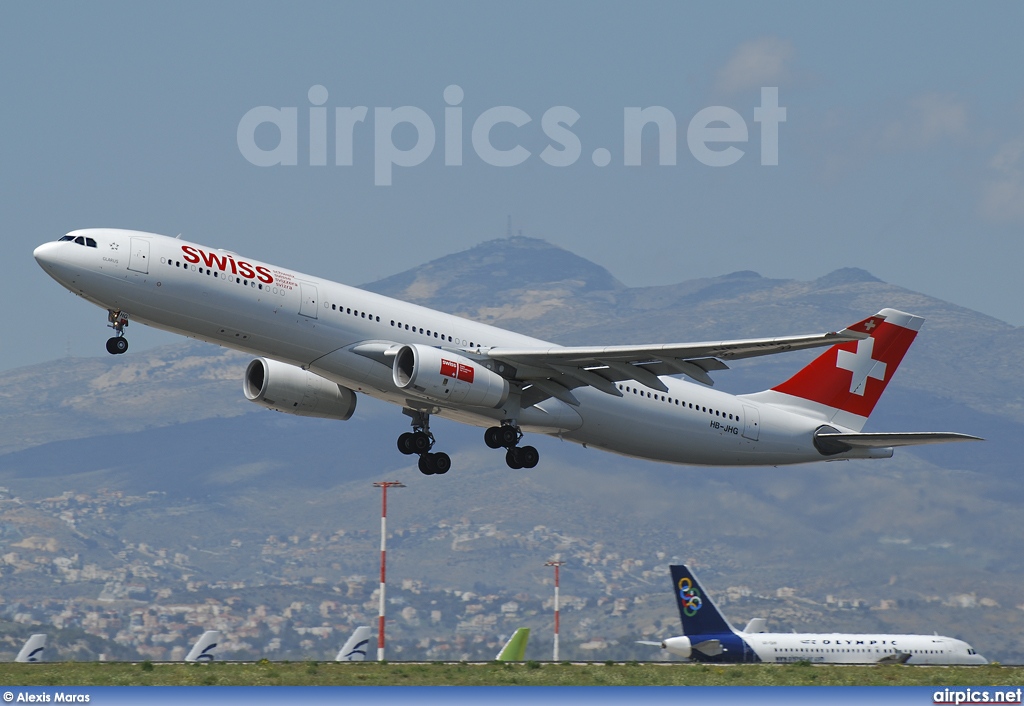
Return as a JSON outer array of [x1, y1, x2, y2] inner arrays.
[[496, 628, 530, 661]]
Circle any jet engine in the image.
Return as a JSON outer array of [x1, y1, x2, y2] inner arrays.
[[659, 636, 723, 659], [244, 358, 357, 420], [392, 344, 509, 408]]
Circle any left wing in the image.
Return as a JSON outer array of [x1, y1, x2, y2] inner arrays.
[[486, 313, 882, 407]]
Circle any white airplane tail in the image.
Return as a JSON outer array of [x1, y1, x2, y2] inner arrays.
[[184, 630, 221, 662], [336, 626, 372, 661], [15, 634, 46, 663]]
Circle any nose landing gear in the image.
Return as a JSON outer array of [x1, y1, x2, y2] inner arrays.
[[397, 409, 451, 475], [105, 310, 129, 355], [484, 424, 539, 469]]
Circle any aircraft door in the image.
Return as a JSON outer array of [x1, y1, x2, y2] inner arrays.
[[128, 238, 150, 274], [298, 282, 318, 319], [742, 405, 760, 441]]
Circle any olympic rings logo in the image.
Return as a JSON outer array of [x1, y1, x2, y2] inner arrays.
[[678, 577, 703, 616]]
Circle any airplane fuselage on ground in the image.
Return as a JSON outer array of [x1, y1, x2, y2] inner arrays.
[[650, 565, 987, 665], [34, 229, 976, 473]]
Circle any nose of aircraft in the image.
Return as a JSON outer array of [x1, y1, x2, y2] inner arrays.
[[33, 241, 61, 268]]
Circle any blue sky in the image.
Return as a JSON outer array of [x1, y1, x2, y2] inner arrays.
[[4, 1, 1023, 370]]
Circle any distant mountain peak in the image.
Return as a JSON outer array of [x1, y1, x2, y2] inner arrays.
[[365, 236, 624, 310], [815, 267, 883, 287]]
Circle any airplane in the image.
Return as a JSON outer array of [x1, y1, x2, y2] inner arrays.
[[15, 634, 46, 663], [336, 626, 372, 661], [495, 628, 530, 661], [184, 630, 220, 662], [637, 565, 987, 665], [33, 229, 980, 475]]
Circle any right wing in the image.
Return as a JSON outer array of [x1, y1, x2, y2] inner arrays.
[[486, 313, 883, 407]]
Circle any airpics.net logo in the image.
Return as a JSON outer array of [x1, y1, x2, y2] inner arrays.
[[236, 85, 786, 186]]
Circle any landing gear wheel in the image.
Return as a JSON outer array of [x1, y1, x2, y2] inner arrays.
[[106, 337, 128, 355], [484, 427, 504, 449], [411, 431, 432, 454], [418, 454, 438, 475], [432, 452, 451, 474], [397, 433, 416, 455], [498, 426, 519, 448], [505, 448, 524, 469], [519, 445, 539, 469]]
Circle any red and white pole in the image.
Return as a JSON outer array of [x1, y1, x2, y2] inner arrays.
[[374, 481, 404, 661], [546, 560, 565, 662]]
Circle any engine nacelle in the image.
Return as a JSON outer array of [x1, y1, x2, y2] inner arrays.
[[661, 636, 693, 658], [392, 344, 509, 409], [244, 358, 357, 421]]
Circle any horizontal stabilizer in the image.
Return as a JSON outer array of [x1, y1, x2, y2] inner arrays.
[[743, 618, 768, 634], [815, 431, 983, 451]]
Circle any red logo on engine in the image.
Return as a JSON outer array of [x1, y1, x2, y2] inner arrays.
[[441, 359, 474, 383]]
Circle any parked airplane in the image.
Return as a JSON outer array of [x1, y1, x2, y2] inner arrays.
[[34, 230, 980, 474], [184, 630, 220, 662], [638, 565, 986, 665], [15, 634, 46, 663], [495, 628, 530, 661], [336, 626, 372, 661]]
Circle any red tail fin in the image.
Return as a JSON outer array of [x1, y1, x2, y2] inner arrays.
[[767, 308, 922, 429]]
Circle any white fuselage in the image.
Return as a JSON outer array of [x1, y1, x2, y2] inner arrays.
[[34, 229, 876, 466], [745, 630, 985, 665]]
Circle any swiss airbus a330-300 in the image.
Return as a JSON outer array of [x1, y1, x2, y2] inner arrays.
[[34, 229, 980, 475]]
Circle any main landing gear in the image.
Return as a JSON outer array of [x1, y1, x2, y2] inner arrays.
[[397, 410, 451, 476], [484, 424, 539, 469], [105, 310, 129, 355]]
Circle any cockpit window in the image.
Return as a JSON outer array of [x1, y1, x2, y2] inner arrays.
[[62, 235, 99, 247]]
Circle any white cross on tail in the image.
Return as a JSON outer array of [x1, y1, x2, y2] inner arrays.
[[835, 337, 886, 395]]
